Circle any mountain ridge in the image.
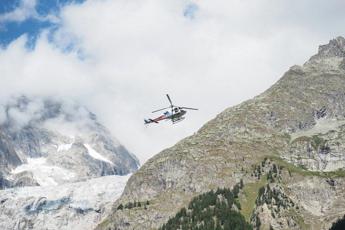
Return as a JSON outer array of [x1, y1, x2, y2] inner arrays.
[[98, 37, 345, 230]]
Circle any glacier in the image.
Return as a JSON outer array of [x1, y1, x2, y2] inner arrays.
[[0, 174, 130, 230]]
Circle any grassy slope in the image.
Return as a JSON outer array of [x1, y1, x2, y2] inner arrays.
[[239, 176, 267, 221]]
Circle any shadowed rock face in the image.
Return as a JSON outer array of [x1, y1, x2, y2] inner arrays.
[[98, 37, 345, 230], [0, 130, 21, 168], [0, 130, 22, 189], [0, 96, 139, 188]]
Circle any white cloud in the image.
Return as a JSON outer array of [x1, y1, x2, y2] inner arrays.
[[0, 0, 58, 25], [0, 0, 38, 24], [5, 96, 44, 130], [0, 0, 345, 163]]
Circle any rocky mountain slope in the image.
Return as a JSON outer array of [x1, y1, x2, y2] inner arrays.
[[0, 96, 139, 188], [98, 37, 345, 230]]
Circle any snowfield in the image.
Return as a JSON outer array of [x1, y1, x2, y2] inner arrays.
[[0, 174, 130, 230], [11, 157, 77, 186], [84, 144, 114, 165], [57, 143, 73, 152]]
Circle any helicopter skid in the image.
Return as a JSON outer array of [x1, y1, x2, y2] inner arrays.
[[172, 117, 185, 124]]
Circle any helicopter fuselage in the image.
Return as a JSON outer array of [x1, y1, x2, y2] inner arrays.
[[168, 110, 187, 123], [144, 109, 187, 124]]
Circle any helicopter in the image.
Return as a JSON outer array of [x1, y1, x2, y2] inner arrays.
[[144, 94, 198, 124]]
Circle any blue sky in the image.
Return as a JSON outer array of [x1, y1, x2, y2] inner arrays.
[[0, 0, 22, 13], [0, 0, 196, 49], [0, 0, 84, 47], [183, 3, 198, 20]]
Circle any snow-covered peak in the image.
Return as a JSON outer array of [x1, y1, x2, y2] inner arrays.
[[0, 96, 139, 188]]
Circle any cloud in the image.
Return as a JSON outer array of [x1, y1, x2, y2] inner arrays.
[[0, 95, 100, 136], [4, 96, 44, 130], [0, 0, 58, 25], [0, 0, 38, 24], [0, 0, 345, 163]]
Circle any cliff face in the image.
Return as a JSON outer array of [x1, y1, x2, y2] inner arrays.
[[99, 37, 345, 230], [0, 129, 22, 188]]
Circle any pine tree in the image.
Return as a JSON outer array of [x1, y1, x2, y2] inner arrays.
[[240, 179, 244, 189], [159, 183, 252, 230]]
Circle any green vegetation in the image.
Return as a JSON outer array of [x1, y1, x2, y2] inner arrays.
[[97, 218, 111, 230], [290, 136, 311, 145], [267, 163, 283, 183], [160, 184, 252, 230], [239, 177, 267, 221], [251, 164, 263, 179], [287, 210, 310, 230], [256, 184, 294, 209], [283, 133, 291, 142], [116, 200, 150, 210], [311, 135, 327, 151]]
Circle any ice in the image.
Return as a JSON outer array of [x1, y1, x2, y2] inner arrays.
[[84, 144, 114, 164], [11, 158, 76, 186], [0, 175, 131, 230], [57, 143, 73, 152]]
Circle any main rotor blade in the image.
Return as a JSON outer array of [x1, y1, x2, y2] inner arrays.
[[152, 107, 171, 113], [179, 106, 198, 110], [166, 94, 173, 107]]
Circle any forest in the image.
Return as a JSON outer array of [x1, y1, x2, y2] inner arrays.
[[160, 182, 252, 230]]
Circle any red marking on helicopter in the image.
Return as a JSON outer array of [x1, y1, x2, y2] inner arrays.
[[144, 94, 198, 124]]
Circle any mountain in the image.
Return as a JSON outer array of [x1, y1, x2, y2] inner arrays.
[[0, 96, 140, 230], [98, 37, 345, 230], [0, 96, 139, 188]]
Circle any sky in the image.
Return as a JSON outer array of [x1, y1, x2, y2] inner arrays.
[[0, 0, 345, 163]]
